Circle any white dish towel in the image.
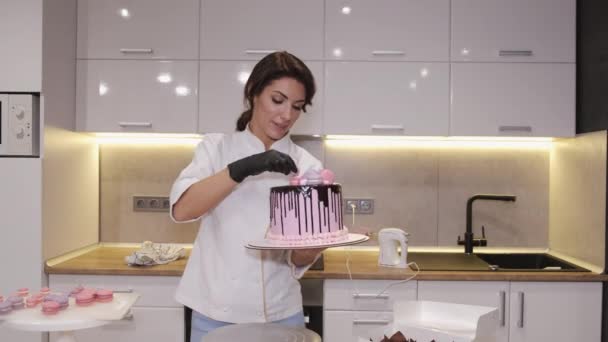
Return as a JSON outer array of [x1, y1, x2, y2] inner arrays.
[[125, 241, 186, 266]]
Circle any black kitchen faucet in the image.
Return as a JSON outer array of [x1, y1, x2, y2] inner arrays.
[[458, 194, 517, 254]]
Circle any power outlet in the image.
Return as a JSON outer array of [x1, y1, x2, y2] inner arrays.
[[344, 198, 374, 214], [133, 196, 170, 212]]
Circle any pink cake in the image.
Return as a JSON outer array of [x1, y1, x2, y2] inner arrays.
[[267, 179, 348, 245]]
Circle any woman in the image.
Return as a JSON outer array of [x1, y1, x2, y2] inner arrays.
[[170, 51, 324, 341]]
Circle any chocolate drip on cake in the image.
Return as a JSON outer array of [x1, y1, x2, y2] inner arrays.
[[271, 185, 342, 236]]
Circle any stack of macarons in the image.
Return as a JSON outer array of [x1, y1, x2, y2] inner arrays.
[[25, 294, 45, 308], [41, 301, 61, 315], [0, 300, 12, 315], [44, 293, 69, 310], [75, 288, 114, 306], [8, 295, 24, 310]]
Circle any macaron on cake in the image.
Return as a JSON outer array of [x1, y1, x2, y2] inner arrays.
[[0, 300, 12, 315], [75, 291, 95, 307], [96, 289, 114, 303], [41, 301, 60, 316]]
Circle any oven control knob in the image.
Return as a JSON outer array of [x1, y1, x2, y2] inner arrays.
[[14, 127, 25, 139], [14, 106, 26, 120]]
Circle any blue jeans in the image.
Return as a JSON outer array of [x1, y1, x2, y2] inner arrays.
[[190, 310, 305, 342]]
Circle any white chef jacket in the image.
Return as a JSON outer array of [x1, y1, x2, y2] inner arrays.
[[169, 127, 322, 323]]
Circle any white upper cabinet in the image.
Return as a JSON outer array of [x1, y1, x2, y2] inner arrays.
[[76, 60, 198, 133], [325, 0, 449, 61], [77, 0, 199, 59], [451, 63, 575, 137], [199, 61, 324, 135], [200, 0, 324, 60], [451, 0, 575, 62], [325, 62, 449, 136], [0, 0, 42, 92]]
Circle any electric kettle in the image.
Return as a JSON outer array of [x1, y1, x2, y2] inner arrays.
[[378, 228, 409, 268]]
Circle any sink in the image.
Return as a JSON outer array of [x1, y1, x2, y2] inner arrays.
[[475, 253, 589, 272]]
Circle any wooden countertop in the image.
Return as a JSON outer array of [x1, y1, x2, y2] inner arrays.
[[45, 245, 608, 281]]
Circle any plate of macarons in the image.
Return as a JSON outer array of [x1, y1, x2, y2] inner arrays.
[[0, 286, 140, 324]]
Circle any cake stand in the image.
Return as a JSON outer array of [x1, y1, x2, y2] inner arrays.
[[247, 233, 369, 250], [0, 292, 139, 342]]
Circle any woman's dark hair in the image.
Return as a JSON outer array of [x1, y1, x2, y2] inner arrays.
[[236, 51, 316, 131]]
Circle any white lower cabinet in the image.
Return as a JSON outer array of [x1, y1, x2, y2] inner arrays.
[[323, 279, 417, 342], [508, 282, 601, 342], [324, 310, 393, 342], [48, 274, 184, 342], [49, 307, 184, 342], [418, 281, 602, 342]]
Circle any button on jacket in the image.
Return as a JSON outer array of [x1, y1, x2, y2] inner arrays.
[[170, 128, 322, 323]]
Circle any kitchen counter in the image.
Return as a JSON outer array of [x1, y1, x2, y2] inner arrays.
[[45, 244, 608, 281]]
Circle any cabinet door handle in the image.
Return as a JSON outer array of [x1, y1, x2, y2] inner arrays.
[[352, 293, 390, 299], [371, 124, 404, 131], [245, 49, 277, 55], [517, 291, 525, 328], [499, 50, 533, 57], [119, 122, 153, 128], [353, 319, 390, 325], [499, 291, 506, 327], [372, 50, 405, 56], [120, 48, 154, 54], [498, 125, 532, 133]]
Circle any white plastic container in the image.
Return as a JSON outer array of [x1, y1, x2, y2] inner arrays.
[[369, 300, 498, 342]]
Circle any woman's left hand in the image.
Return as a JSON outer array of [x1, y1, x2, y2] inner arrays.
[[290, 248, 326, 267]]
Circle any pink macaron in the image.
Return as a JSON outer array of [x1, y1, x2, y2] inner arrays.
[[95, 289, 114, 303], [75, 292, 96, 306], [8, 296, 24, 309], [16, 288, 29, 297], [40, 287, 51, 296], [69, 285, 84, 297], [41, 301, 61, 315], [25, 296, 39, 308]]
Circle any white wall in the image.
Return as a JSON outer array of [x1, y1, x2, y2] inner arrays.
[[549, 131, 607, 270], [42, 0, 99, 260]]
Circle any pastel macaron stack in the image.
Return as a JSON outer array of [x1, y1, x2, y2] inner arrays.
[[25, 294, 45, 308], [39, 287, 51, 297], [75, 291, 96, 306], [8, 295, 24, 310], [95, 289, 114, 303], [44, 293, 69, 310], [0, 300, 12, 315], [16, 288, 29, 298], [69, 285, 84, 297], [41, 301, 61, 316]]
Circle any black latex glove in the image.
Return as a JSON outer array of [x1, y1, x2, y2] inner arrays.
[[227, 150, 298, 183]]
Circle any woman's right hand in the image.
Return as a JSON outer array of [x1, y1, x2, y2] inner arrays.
[[227, 150, 298, 183]]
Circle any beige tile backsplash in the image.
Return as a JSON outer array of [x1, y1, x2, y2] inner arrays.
[[100, 139, 554, 247]]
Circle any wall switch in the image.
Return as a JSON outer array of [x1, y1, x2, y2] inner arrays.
[[133, 196, 170, 212], [344, 198, 374, 215]]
